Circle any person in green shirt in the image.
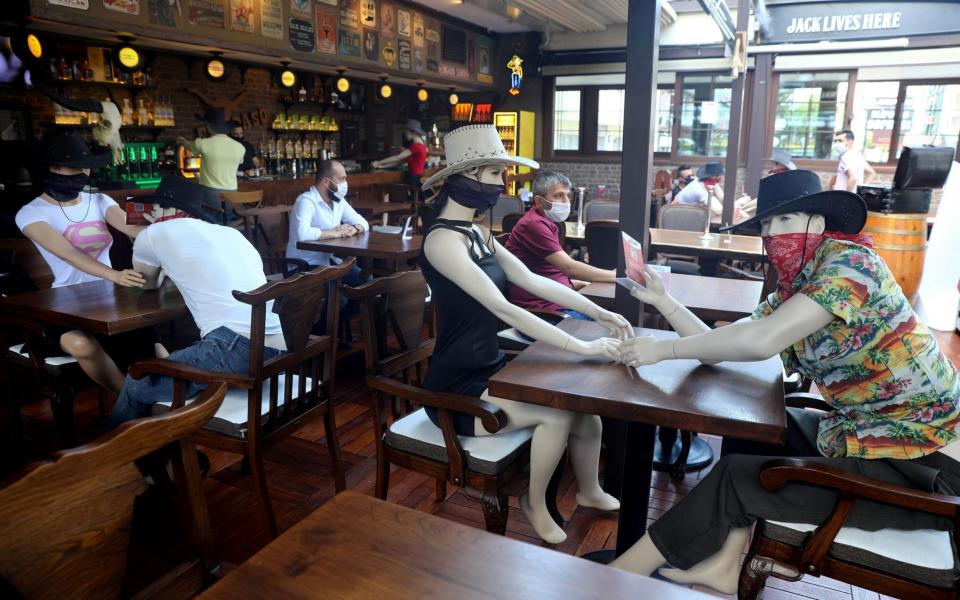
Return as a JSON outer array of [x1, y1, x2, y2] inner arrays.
[[177, 107, 245, 222]]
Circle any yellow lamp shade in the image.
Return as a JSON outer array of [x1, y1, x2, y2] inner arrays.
[[117, 45, 141, 70], [336, 76, 350, 93], [379, 83, 393, 99], [417, 88, 429, 102], [26, 34, 42, 60], [206, 59, 225, 79], [280, 69, 297, 87]]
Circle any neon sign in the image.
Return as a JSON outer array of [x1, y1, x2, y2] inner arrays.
[[507, 55, 523, 96]]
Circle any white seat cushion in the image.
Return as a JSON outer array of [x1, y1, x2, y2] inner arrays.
[[385, 408, 532, 475], [767, 520, 955, 570], [8, 343, 78, 367], [154, 374, 315, 438]]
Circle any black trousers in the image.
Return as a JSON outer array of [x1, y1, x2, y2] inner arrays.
[[647, 408, 960, 569]]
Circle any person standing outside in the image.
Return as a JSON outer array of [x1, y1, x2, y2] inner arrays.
[[832, 129, 876, 192], [177, 107, 245, 220], [506, 171, 613, 317], [371, 119, 428, 188]]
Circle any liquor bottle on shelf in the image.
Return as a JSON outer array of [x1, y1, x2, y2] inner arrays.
[[121, 98, 134, 126], [57, 57, 71, 80], [127, 145, 140, 180], [136, 98, 148, 126], [150, 146, 159, 178], [80, 58, 93, 81], [139, 145, 149, 178]]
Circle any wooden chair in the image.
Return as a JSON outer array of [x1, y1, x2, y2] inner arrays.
[[127, 259, 356, 539], [656, 204, 711, 275], [585, 200, 620, 222], [501, 211, 524, 234], [739, 393, 960, 600], [344, 271, 563, 534], [585, 219, 619, 270], [0, 382, 227, 599], [218, 190, 267, 242]]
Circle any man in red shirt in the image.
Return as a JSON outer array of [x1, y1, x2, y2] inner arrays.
[[372, 118, 428, 188], [506, 171, 614, 318]]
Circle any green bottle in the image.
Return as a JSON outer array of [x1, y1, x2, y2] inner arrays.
[[139, 145, 149, 180], [127, 145, 139, 180], [149, 146, 159, 178]]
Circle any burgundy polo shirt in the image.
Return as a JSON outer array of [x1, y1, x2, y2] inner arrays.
[[505, 208, 571, 311]]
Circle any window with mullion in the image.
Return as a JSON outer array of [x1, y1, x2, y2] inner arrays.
[[553, 88, 582, 151], [773, 71, 849, 161], [677, 73, 732, 157]]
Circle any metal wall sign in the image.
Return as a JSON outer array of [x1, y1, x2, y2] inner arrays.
[[759, 0, 960, 43]]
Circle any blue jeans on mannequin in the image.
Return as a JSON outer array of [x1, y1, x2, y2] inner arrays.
[[108, 326, 280, 427]]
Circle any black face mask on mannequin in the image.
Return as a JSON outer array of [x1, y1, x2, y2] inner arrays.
[[441, 173, 504, 211], [44, 172, 90, 202], [401, 137, 413, 149]]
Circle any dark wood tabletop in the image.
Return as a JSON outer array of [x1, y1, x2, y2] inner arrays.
[[579, 274, 763, 321], [351, 197, 413, 216], [489, 320, 786, 443], [199, 491, 713, 600], [297, 231, 423, 262], [649, 228, 764, 261], [0, 279, 188, 336]]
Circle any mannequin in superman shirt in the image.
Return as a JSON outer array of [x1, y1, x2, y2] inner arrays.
[[611, 170, 960, 593], [15, 134, 158, 396]]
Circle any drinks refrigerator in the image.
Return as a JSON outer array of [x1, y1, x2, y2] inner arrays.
[[493, 110, 535, 195]]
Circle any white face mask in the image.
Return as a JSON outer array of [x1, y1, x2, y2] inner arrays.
[[543, 199, 571, 222], [326, 180, 348, 202], [834, 142, 847, 157]]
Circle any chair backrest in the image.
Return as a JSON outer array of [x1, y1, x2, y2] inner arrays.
[[654, 169, 672, 194], [0, 383, 226, 600], [218, 190, 264, 208], [585, 220, 620, 270], [0, 238, 53, 291], [344, 270, 431, 378], [658, 203, 710, 232], [492, 195, 524, 227], [501, 211, 524, 234], [586, 200, 620, 222]]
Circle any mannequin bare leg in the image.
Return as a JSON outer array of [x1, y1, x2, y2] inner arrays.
[[60, 330, 124, 395], [657, 527, 749, 593], [569, 414, 620, 510], [609, 534, 667, 576]]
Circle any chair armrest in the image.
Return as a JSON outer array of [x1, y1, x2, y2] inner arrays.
[[717, 263, 765, 281], [785, 392, 832, 412], [366, 375, 507, 434], [760, 458, 960, 518], [128, 358, 256, 389]]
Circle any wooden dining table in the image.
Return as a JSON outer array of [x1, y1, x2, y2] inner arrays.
[[488, 319, 786, 559], [579, 274, 763, 321], [297, 231, 423, 273], [648, 228, 764, 262], [199, 491, 714, 600], [0, 279, 187, 336]]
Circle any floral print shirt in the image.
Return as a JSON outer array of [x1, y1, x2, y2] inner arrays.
[[753, 239, 960, 460]]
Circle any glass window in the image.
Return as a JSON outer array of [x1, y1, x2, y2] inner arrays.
[[678, 74, 732, 156], [553, 89, 581, 151], [773, 72, 849, 160], [656, 87, 674, 153], [898, 84, 960, 157], [850, 81, 900, 163], [596, 88, 625, 151]]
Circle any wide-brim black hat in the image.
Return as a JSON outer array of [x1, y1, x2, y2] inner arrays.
[[697, 161, 724, 178], [46, 134, 111, 169], [720, 170, 867, 234], [137, 175, 219, 223]]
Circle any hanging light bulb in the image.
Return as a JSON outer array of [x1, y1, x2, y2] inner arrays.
[[335, 69, 350, 93], [416, 84, 429, 103], [378, 78, 393, 100]]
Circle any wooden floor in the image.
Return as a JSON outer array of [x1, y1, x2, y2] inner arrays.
[[7, 328, 960, 599]]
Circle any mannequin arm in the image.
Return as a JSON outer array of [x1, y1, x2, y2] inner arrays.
[[628, 266, 711, 338], [424, 229, 622, 358], [105, 204, 143, 239], [373, 149, 412, 168], [621, 293, 835, 366], [21, 221, 143, 287]]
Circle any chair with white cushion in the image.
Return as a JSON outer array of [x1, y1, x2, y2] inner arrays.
[[129, 258, 356, 539], [738, 393, 960, 599], [345, 271, 563, 535]]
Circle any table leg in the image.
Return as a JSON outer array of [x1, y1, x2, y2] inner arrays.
[[583, 421, 656, 563], [652, 427, 714, 478]]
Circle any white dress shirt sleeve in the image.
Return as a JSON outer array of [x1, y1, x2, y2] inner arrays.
[[292, 191, 327, 242], [340, 199, 369, 231]]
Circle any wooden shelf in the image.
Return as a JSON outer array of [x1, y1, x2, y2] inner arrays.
[[52, 124, 167, 132], [50, 79, 156, 91], [279, 100, 333, 111], [269, 127, 339, 135]]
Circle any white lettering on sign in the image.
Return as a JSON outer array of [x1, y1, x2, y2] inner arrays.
[[786, 11, 901, 35]]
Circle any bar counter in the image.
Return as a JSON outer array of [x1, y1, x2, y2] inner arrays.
[[98, 169, 437, 207]]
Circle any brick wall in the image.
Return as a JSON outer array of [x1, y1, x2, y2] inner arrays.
[[539, 160, 941, 216]]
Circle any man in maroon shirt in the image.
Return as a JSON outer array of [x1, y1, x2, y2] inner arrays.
[[506, 171, 614, 318]]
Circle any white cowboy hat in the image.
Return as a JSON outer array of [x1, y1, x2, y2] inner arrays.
[[422, 124, 539, 190]]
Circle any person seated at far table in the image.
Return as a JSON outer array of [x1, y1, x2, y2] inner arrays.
[[16, 134, 157, 396], [506, 171, 614, 319], [108, 175, 284, 427], [286, 159, 370, 341]]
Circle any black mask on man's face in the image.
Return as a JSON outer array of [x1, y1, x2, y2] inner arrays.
[[401, 137, 413, 149], [231, 133, 243, 141]]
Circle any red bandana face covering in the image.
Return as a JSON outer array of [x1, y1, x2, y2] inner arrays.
[[763, 232, 874, 300]]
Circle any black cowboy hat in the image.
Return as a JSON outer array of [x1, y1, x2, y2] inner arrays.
[[720, 170, 867, 234], [46, 134, 111, 169], [697, 161, 724, 179], [137, 175, 219, 223], [405, 118, 426, 137]]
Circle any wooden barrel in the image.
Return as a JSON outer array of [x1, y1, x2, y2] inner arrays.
[[863, 212, 927, 299]]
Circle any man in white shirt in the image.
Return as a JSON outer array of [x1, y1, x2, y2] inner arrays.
[[286, 159, 370, 342], [108, 175, 283, 426], [832, 129, 876, 192]]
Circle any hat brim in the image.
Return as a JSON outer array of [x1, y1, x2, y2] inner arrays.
[[135, 193, 220, 224], [50, 146, 112, 169], [719, 190, 867, 234], [407, 127, 426, 136], [422, 155, 541, 190]]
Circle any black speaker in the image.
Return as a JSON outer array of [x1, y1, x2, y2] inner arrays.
[[893, 146, 954, 190]]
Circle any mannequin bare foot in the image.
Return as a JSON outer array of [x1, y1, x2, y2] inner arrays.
[[658, 527, 749, 594], [154, 343, 170, 359], [520, 494, 566, 544], [576, 490, 620, 511]]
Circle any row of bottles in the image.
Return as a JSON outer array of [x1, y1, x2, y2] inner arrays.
[[53, 95, 175, 127], [271, 113, 339, 131], [259, 136, 339, 177], [93, 142, 165, 183], [49, 50, 153, 87]]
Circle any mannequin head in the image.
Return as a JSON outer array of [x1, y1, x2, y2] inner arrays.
[[760, 211, 826, 237], [462, 164, 506, 186]]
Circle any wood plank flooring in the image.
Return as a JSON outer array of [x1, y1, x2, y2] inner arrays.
[[8, 329, 960, 599]]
